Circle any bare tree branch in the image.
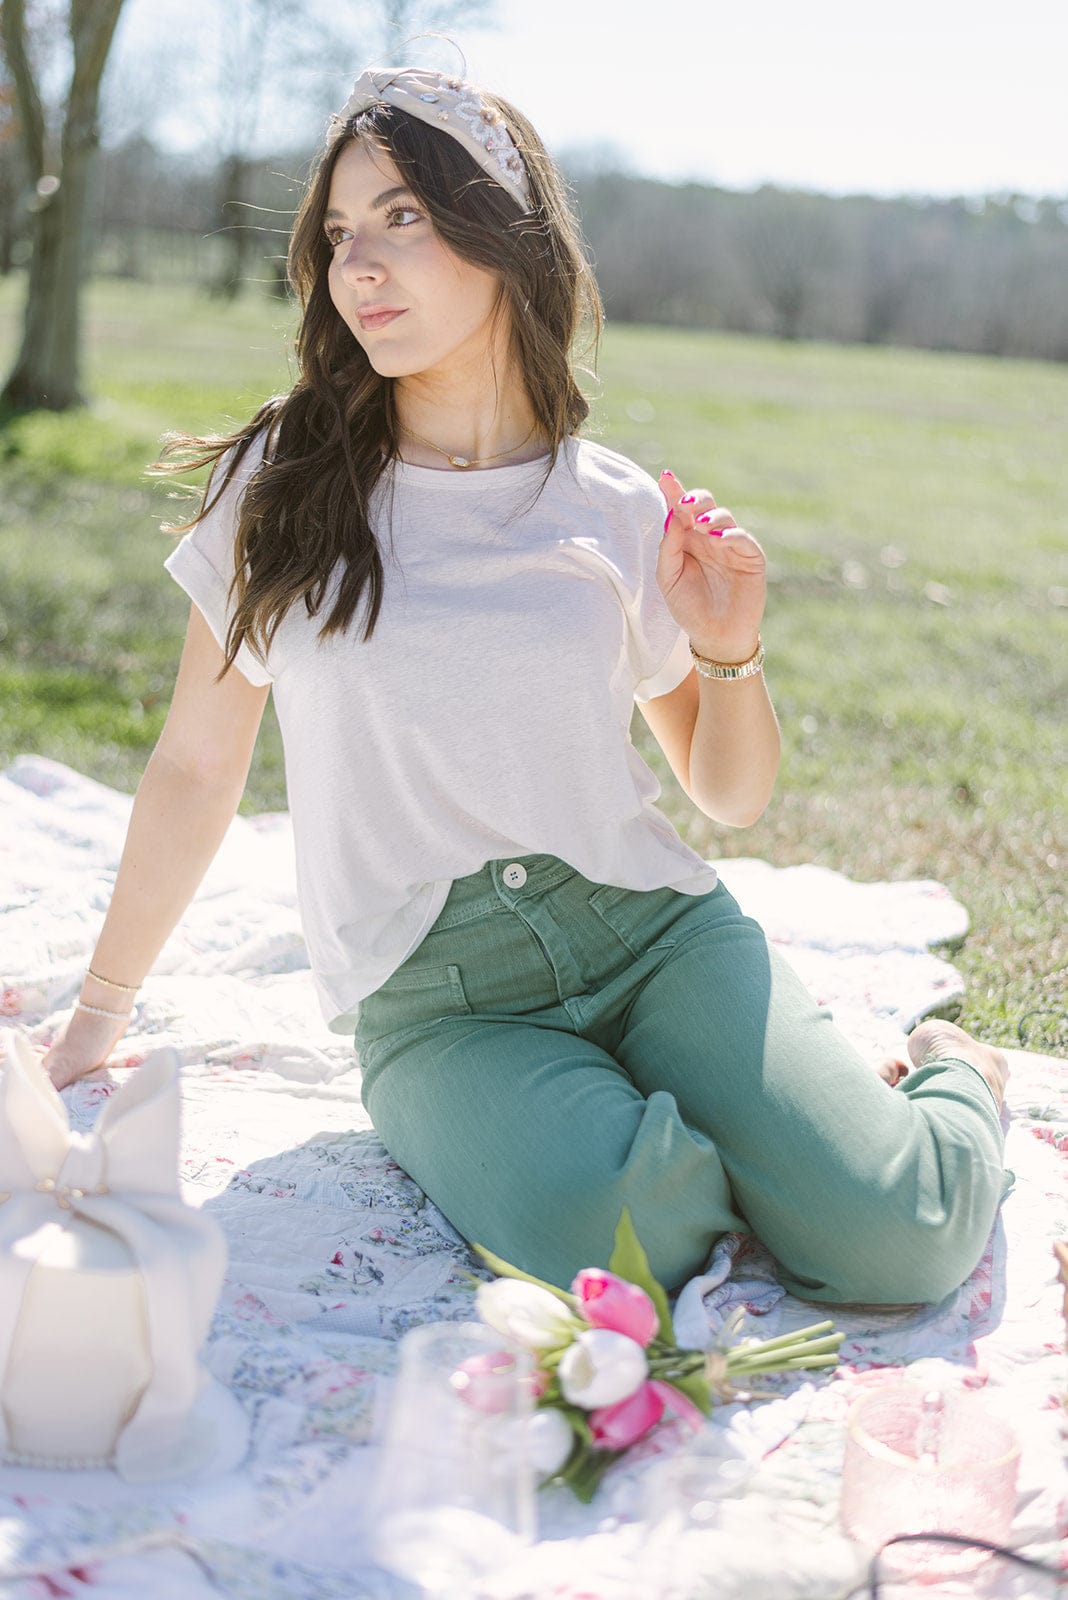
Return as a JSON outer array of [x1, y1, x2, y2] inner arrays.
[[0, 0, 48, 174]]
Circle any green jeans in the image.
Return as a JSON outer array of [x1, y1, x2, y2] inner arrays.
[[355, 854, 1006, 1302]]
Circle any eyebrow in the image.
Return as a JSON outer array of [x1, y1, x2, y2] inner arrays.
[[323, 185, 417, 223]]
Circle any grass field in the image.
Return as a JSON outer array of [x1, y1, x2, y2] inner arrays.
[[1, 276, 1065, 1050]]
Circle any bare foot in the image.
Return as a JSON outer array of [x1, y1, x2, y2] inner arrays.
[[875, 1054, 910, 1087], [906, 1019, 1009, 1110]]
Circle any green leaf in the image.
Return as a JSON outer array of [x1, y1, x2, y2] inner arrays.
[[555, 1445, 624, 1503], [606, 1207, 674, 1342], [470, 1242, 579, 1309], [553, 1401, 594, 1448], [663, 1368, 712, 1416]]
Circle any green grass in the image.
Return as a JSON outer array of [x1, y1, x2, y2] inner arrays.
[[1, 276, 1065, 1050]]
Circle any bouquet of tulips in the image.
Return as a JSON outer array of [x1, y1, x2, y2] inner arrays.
[[457, 1210, 843, 1501]]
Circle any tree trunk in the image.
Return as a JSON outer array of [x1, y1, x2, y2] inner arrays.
[[0, 168, 20, 274], [0, 0, 125, 412]]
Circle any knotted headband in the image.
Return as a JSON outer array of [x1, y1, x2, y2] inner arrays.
[[335, 67, 533, 212]]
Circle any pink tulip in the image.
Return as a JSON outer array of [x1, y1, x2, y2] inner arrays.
[[649, 1379, 706, 1434], [588, 1380, 665, 1450], [571, 1268, 659, 1346], [449, 1350, 548, 1414]]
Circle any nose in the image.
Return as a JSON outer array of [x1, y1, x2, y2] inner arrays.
[[337, 232, 385, 285]]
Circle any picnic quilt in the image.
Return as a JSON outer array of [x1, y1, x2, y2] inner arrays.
[[0, 755, 1064, 1599]]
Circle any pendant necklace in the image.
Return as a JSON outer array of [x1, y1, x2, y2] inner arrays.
[[400, 421, 538, 469]]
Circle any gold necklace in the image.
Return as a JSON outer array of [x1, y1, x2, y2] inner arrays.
[[400, 421, 538, 470]]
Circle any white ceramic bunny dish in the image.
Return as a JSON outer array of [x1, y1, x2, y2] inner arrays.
[[0, 1029, 249, 1481]]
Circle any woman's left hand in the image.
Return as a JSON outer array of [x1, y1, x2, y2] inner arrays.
[[657, 470, 767, 663]]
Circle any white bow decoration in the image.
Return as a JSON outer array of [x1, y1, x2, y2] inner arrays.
[[0, 1031, 234, 1480]]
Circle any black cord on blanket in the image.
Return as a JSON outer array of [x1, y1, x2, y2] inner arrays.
[[861, 1532, 1066, 1597], [1017, 1008, 1068, 1053]]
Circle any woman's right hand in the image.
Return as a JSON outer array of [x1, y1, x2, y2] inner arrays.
[[40, 1008, 131, 1091]]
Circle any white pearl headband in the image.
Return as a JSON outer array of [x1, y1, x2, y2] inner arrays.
[[334, 67, 533, 212]]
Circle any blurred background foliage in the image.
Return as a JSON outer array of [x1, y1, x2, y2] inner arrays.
[[3, 2, 1068, 361], [0, 2, 1065, 1054], [10, 134, 1068, 359]]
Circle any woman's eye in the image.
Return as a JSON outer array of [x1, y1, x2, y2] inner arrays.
[[324, 208, 421, 248]]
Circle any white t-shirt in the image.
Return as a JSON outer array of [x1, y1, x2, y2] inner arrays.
[[164, 429, 719, 1032]]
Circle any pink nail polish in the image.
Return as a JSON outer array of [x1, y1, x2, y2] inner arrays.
[[660, 469, 677, 480], [663, 508, 675, 534], [695, 513, 712, 524], [680, 494, 696, 505]]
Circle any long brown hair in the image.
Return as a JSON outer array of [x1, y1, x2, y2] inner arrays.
[[149, 89, 603, 677]]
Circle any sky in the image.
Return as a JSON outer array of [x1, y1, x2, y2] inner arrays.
[[117, 0, 1068, 199]]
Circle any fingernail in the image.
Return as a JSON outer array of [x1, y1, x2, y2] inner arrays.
[[660, 469, 677, 480], [695, 513, 713, 525], [680, 494, 695, 505], [663, 508, 675, 534]]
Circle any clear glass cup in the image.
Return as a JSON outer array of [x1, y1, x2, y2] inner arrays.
[[839, 1381, 1020, 1581], [365, 1321, 537, 1597]]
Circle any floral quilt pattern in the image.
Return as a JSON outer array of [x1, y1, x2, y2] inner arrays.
[[0, 756, 1063, 1599]]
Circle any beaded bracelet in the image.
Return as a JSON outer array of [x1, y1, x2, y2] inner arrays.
[[75, 1000, 133, 1020]]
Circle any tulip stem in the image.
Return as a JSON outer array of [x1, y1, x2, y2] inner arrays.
[[730, 1347, 843, 1374], [729, 1319, 838, 1354], [728, 1334, 845, 1371]]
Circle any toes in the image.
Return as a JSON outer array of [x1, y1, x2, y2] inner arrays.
[[905, 1019, 1009, 1109], [876, 1055, 910, 1087]]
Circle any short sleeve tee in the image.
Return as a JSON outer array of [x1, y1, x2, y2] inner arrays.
[[164, 431, 718, 1032]]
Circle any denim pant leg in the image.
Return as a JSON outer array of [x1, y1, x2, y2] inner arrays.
[[356, 857, 747, 1290], [579, 879, 1007, 1305], [360, 1013, 746, 1292], [356, 857, 1006, 1304]]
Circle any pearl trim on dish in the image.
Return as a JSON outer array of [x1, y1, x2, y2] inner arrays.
[[2, 1447, 114, 1469]]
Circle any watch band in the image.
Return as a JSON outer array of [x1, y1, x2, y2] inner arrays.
[[689, 636, 765, 681]]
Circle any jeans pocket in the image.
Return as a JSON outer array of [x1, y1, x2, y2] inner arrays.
[[586, 882, 694, 956], [354, 961, 474, 1055]]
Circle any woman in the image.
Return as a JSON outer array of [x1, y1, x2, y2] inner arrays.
[[41, 68, 1008, 1304]]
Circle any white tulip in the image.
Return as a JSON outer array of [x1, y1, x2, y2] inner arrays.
[[486, 1408, 575, 1481], [557, 1328, 649, 1409], [476, 1278, 575, 1350], [527, 1408, 576, 1477]]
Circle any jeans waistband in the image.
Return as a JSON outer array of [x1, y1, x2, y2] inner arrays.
[[428, 854, 583, 932]]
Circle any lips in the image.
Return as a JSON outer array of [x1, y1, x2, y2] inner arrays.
[[356, 307, 407, 331]]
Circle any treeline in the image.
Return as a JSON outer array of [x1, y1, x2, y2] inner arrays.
[[575, 172, 1068, 362], [4, 132, 1066, 362]]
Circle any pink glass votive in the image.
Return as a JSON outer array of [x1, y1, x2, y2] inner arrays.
[[839, 1382, 1020, 1581]]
